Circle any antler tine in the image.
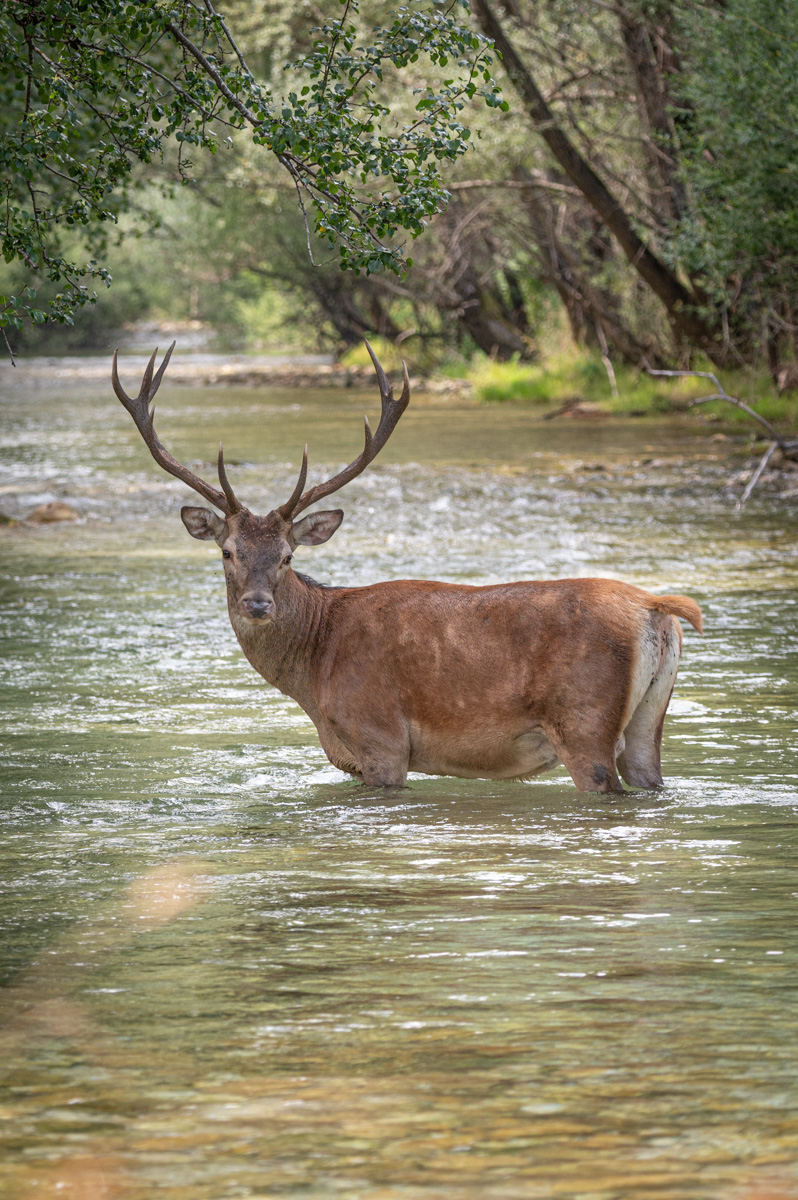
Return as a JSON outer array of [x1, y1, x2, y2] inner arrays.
[[362, 414, 374, 455], [111, 344, 234, 516], [366, 338, 391, 400], [217, 443, 242, 514], [140, 344, 157, 400], [149, 340, 176, 400], [284, 341, 411, 520], [366, 340, 410, 409], [399, 359, 411, 406], [278, 444, 308, 519], [111, 347, 134, 410]]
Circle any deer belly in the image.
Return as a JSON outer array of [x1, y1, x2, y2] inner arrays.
[[409, 726, 560, 780]]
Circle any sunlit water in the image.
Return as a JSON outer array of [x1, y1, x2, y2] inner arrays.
[[1, 366, 797, 1199]]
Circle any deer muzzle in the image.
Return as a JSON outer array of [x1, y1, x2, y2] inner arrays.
[[241, 593, 275, 622]]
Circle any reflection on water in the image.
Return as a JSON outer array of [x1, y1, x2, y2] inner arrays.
[[1, 376, 797, 1198]]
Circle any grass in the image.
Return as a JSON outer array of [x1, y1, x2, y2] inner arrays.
[[462, 349, 798, 431], [340, 329, 797, 434]]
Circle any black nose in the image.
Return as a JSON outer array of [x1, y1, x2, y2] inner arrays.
[[242, 597, 273, 619]]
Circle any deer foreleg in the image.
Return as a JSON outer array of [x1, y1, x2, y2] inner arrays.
[[318, 716, 409, 787], [352, 724, 410, 787], [560, 751, 625, 794], [316, 721, 360, 776], [543, 724, 625, 795], [357, 757, 409, 788]]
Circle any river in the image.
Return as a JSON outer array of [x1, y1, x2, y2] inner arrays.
[[1, 365, 797, 1198]]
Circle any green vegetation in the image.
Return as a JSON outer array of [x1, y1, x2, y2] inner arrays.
[[339, 338, 405, 372], [675, 0, 798, 335], [0, 0, 501, 334], [2, 0, 798, 435], [466, 352, 797, 429]]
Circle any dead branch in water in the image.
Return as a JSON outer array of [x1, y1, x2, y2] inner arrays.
[[738, 441, 778, 509], [643, 363, 798, 505]]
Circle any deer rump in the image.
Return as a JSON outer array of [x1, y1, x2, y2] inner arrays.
[[237, 576, 702, 792], [112, 340, 702, 794]]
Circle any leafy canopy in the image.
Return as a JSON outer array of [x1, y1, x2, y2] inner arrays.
[[0, 0, 503, 332], [674, 0, 798, 306]]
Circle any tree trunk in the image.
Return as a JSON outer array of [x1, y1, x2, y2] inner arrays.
[[520, 178, 658, 366], [615, 4, 687, 225], [470, 0, 721, 357], [429, 201, 534, 358], [305, 274, 399, 347], [502, 266, 530, 333], [454, 278, 531, 358]]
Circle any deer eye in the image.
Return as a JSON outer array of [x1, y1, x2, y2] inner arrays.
[[222, 549, 231, 559], [283, 554, 292, 566]]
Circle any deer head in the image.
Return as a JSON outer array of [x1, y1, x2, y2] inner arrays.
[[112, 342, 410, 624]]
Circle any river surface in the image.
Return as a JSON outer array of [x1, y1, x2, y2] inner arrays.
[[1, 365, 797, 1199]]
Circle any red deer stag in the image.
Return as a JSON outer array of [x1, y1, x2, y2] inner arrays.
[[112, 342, 702, 793]]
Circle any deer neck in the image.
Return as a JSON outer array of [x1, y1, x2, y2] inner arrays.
[[229, 569, 325, 712]]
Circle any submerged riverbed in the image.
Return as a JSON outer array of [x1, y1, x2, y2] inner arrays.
[[1, 368, 798, 1199]]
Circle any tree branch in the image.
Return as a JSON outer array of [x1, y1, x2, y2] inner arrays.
[[470, 0, 720, 354], [738, 440, 777, 508], [643, 364, 792, 452], [447, 177, 580, 196]]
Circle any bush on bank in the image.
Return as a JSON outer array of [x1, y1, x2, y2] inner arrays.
[[464, 352, 797, 429]]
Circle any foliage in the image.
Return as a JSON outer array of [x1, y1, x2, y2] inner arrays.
[[466, 350, 774, 416], [454, 0, 798, 371], [339, 336, 405, 370], [0, 0, 502, 335], [465, 348, 798, 432], [673, 0, 798, 321], [6, 0, 798, 387]]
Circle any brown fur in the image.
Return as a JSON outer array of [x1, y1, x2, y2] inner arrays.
[[642, 593, 703, 633], [183, 505, 702, 794], [115, 345, 702, 794]]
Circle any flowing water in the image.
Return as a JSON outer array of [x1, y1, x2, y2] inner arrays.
[[1, 363, 797, 1199]]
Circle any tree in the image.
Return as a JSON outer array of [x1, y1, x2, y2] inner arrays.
[[673, 0, 798, 373], [469, 0, 721, 358], [462, 0, 798, 372], [0, 0, 503, 341]]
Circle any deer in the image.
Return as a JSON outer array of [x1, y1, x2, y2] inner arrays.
[[111, 341, 702, 794]]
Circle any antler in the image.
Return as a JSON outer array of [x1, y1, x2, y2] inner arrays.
[[112, 343, 242, 516], [279, 340, 410, 520]]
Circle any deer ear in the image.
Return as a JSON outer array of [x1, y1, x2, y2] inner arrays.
[[181, 506, 226, 544], [292, 509, 344, 546]]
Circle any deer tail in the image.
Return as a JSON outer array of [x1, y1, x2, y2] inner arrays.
[[645, 593, 703, 634]]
